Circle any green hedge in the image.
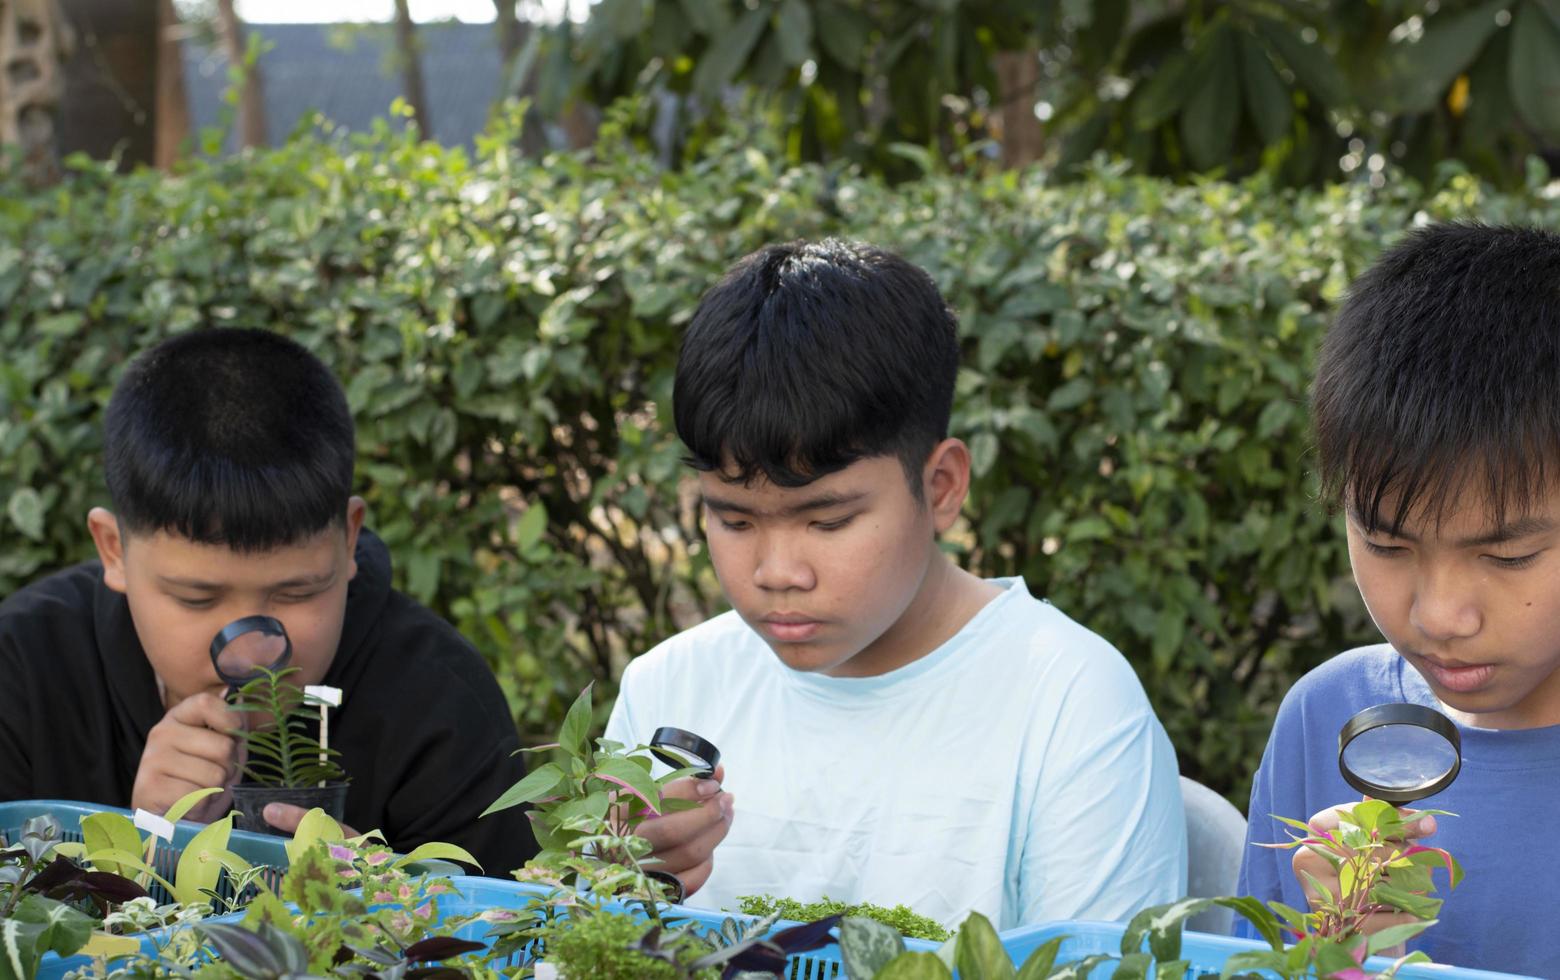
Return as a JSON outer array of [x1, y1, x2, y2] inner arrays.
[[3, 111, 1556, 805]]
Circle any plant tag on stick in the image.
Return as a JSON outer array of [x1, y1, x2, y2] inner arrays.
[[305, 685, 344, 787]]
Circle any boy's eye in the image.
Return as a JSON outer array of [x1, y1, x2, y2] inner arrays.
[[1361, 539, 1406, 558], [813, 516, 855, 532], [1488, 551, 1542, 570], [172, 596, 216, 609], [276, 591, 322, 603], [717, 518, 750, 532]]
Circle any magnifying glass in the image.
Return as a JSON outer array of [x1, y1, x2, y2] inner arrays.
[[210, 615, 293, 690], [649, 727, 721, 780], [1338, 703, 1461, 805]]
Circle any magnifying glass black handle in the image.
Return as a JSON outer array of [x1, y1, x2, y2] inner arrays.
[[650, 726, 721, 779]]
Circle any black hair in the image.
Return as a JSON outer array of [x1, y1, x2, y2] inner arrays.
[[1313, 222, 1560, 534], [103, 328, 355, 551], [673, 239, 961, 496]]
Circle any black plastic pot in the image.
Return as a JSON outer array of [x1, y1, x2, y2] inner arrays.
[[228, 782, 350, 836]]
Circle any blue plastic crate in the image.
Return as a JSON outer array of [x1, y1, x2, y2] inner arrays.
[[1, 799, 291, 905], [431, 877, 942, 978], [999, 920, 1537, 980]]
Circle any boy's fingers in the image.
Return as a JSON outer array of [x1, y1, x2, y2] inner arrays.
[[169, 692, 243, 735], [659, 764, 727, 802], [639, 793, 733, 860], [676, 858, 714, 898]]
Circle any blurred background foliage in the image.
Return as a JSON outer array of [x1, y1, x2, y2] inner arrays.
[[3, 105, 1557, 804]]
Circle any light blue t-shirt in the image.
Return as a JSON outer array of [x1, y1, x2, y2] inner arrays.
[[1236, 644, 1560, 977], [604, 577, 1187, 930]]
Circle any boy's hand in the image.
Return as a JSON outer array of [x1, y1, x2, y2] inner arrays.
[[1292, 801, 1438, 949], [132, 692, 243, 823], [639, 764, 735, 897]]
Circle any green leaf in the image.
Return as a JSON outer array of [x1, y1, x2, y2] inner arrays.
[[1179, 25, 1241, 172], [6, 487, 43, 542], [1132, 49, 1196, 130], [481, 762, 566, 816], [970, 432, 998, 477], [691, 7, 768, 99], [1253, 15, 1349, 107], [515, 501, 548, 551], [79, 812, 144, 878], [165, 786, 224, 824], [1367, 920, 1434, 955], [1113, 952, 1153, 980], [679, 0, 730, 36], [775, 0, 813, 66], [1220, 950, 1289, 979], [954, 912, 1014, 980], [841, 917, 907, 979], [1014, 936, 1063, 980], [1388, 0, 1507, 113], [393, 841, 482, 872], [1215, 896, 1285, 949], [284, 807, 345, 866], [592, 755, 664, 813], [559, 683, 594, 760], [1510, 1, 1560, 140], [816, 1, 867, 69], [173, 815, 248, 906], [875, 952, 954, 980], [1238, 33, 1292, 146]]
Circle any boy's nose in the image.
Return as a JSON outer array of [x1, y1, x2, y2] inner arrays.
[[752, 535, 816, 592], [1409, 573, 1481, 642]]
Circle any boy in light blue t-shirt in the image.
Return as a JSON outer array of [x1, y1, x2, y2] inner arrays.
[[1238, 224, 1560, 976], [608, 239, 1185, 929]]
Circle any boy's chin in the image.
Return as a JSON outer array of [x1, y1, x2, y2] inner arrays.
[[763, 641, 855, 675]]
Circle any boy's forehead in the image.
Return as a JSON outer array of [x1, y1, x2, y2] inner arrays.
[[699, 457, 898, 508], [124, 526, 345, 585]]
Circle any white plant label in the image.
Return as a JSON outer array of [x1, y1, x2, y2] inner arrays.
[[133, 809, 175, 842], [304, 685, 343, 707]]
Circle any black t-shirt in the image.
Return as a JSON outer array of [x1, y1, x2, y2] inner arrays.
[[0, 530, 538, 876]]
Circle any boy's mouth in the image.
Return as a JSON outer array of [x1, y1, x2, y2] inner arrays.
[[757, 613, 823, 643], [1414, 653, 1497, 694]]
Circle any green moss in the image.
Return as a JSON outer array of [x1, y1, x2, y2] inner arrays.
[[737, 894, 951, 942], [539, 909, 718, 980]]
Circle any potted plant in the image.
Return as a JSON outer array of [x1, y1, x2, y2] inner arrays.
[[226, 667, 350, 836]]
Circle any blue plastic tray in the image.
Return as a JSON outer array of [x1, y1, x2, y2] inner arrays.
[[1000, 920, 1537, 980], [1, 799, 291, 905], [37, 876, 941, 979], [434, 877, 942, 978]]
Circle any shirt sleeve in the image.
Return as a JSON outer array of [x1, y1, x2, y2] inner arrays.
[[1017, 680, 1188, 925]]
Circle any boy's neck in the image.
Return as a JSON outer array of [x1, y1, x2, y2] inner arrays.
[[825, 553, 1005, 678]]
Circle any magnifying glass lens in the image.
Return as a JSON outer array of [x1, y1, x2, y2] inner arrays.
[[1341, 724, 1458, 791], [1338, 703, 1461, 804], [211, 616, 293, 688], [649, 726, 721, 779], [217, 631, 287, 678]]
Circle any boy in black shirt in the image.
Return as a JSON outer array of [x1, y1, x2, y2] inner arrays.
[[0, 328, 537, 873]]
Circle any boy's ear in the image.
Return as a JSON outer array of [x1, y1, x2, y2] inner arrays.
[[923, 438, 972, 534], [344, 496, 366, 580], [87, 507, 128, 593]]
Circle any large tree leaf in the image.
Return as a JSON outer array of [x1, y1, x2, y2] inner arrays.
[[1386, 0, 1508, 113], [1253, 15, 1349, 107], [1131, 48, 1196, 130], [691, 7, 769, 99], [1510, 0, 1560, 140], [1238, 32, 1293, 145], [1178, 25, 1241, 171], [815, 1, 868, 70], [775, 0, 814, 67]]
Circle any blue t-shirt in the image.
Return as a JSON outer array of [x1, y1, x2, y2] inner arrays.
[[1236, 644, 1560, 977]]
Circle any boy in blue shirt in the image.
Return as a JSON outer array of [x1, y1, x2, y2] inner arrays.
[[610, 239, 1185, 928], [1237, 224, 1560, 975]]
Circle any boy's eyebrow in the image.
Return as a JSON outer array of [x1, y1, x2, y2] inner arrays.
[[1348, 509, 1557, 547], [702, 490, 868, 519], [157, 571, 337, 591]]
